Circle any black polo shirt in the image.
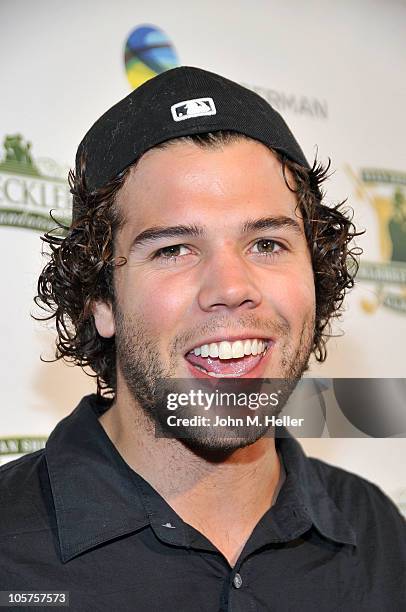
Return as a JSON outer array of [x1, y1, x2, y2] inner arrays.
[[0, 394, 405, 611]]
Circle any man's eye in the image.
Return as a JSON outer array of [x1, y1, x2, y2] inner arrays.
[[154, 244, 190, 259], [251, 239, 285, 256]]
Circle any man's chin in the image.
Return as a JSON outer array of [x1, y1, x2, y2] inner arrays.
[[154, 419, 273, 456]]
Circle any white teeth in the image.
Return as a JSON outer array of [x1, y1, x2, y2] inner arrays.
[[244, 339, 251, 356], [219, 341, 232, 359], [232, 340, 244, 358], [191, 338, 268, 360], [209, 343, 219, 358]]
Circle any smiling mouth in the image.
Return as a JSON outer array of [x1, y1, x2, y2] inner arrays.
[[184, 338, 273, 378]]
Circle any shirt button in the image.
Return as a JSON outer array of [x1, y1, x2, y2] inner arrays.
[[233, 573, 243, 589]]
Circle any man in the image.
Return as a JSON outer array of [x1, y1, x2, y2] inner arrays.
[[1, 67, 405, 611]]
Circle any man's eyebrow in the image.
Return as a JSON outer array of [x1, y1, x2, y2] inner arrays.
[[241, 216, 303, 236], [130, 224, 204, 250], [130, 216, 303, 250]]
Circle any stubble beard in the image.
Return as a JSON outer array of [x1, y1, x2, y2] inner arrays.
[[114, 307, 315, 455]]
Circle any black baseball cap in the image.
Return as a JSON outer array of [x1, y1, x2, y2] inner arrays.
[[75, 65, 310, 197]]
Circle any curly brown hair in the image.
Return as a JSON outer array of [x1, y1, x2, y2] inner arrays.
[[33, 131, 363, 397]]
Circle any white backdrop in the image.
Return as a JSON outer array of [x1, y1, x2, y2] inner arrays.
[[1, 0, 405, 513]]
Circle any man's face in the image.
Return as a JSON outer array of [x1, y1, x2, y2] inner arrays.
[[93, 138, 316, 451]]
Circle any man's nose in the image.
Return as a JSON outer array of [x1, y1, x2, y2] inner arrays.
[[197, 248, 262, 312]]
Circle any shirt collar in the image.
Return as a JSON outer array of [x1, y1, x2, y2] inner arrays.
[[45, 394, 150, 562], [274, 430, 357, 547], [45, 394, 356, 563]]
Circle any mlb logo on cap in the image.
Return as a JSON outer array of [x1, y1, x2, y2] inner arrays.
[[171, 97, 216, 122]]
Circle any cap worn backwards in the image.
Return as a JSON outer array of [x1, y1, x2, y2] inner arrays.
[[74, 66, 310, 214]]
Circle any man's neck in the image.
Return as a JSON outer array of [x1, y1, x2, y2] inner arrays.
[[99, 390, 282, 567]]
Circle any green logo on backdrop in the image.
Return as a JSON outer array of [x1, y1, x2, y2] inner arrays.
[[0, 436, 47, 456], [347, 167, 406, 315], [0, 134, 71, 232]]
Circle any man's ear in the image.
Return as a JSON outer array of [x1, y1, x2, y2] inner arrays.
[[92, 300, 115, 338]]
